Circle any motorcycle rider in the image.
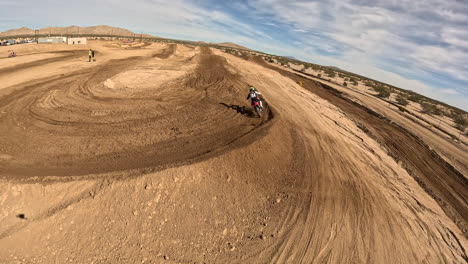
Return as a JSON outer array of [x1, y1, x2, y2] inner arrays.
[[246, 86, 263, 109]]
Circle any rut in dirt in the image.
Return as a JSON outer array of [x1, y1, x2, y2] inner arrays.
[[0, 46, 271, 178], [0, 50, 84, 75]]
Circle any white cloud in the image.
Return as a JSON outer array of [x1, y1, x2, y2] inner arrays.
[[293, 28, 308, 33], [440, 89, 460, 95], [442, 27, 468, 49]]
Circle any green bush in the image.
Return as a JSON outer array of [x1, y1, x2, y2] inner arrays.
[[453, 115, 467, 131], [373, 86, 391, 98], [396, 95, 409, 106], [343, 82, 347, 87], [421, 102, 442, 116], [407, 94, 423, 103]]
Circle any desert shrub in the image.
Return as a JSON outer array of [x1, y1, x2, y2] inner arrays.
[[373, 86, 391, 98], [420, 102, 442, 115], [338, 73, 345, 78], [453, 115, 467, 131], [343, 82, 348, 86], [396, 95, 409, 106], [323, 68, 336, 78], [317, 74, 322, 78], [350, 77, 358, 85], [407, 94, 423, 103]]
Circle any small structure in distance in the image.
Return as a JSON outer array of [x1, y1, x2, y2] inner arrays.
[[67, 37, 87, 45], [38, 37, 66, 44]]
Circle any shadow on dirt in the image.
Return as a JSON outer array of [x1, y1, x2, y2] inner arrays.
[[16, 214, 26, 220], [220, 103, 258, 118]]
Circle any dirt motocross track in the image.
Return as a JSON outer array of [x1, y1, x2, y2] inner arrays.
[[0, 42, 466, 263], [0, 45, 269, 177]]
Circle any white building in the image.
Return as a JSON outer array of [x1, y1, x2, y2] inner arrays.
[[67, 37, 87, 45], [38, 37, 67, 44]]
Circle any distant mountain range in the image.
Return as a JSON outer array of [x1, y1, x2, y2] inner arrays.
[[196, 41, 251, 50], [0, 25, 158, 38], [217, 42, 252, 51], [327, 66, 345, 71]]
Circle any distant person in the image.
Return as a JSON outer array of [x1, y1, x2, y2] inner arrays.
[[246, 86, 263, 109], [92, 50, 95, 61], [88, 49, 92, 62]]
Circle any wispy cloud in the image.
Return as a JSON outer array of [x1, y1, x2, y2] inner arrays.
[[441, 89, 460, 95]]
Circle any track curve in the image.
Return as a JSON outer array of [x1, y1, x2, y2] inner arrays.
[[0, 45, 271, 178]]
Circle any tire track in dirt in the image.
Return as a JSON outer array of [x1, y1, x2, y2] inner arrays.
[[0, 45, 272, 179], [249, 55, 468, 237], [0, 51, 83, 75]]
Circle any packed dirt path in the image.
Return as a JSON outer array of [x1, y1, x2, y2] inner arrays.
[[0, 41, 466, 263]]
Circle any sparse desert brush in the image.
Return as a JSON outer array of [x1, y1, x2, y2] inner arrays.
[[326, 70, 336, 78], [343, 81, 348, 86], [396, 95, 409, 106], [453, 115, 467, 131], [421, 102, 442, 116], [407, 93, 423, 103], [373, 86, 391, 98]]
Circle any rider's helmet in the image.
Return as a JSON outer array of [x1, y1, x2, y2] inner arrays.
[[250, 86, 255, 91]]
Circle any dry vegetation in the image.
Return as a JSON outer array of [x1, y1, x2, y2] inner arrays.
[[256, 54, 468, 136]]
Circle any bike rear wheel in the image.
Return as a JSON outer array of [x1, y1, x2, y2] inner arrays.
[[255, 106, 263, 117]]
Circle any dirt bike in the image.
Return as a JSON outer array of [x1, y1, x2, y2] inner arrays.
[[8, 53, 16, 58], [253, 100, 263, 117]]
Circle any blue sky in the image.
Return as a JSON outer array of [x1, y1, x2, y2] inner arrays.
[[1, 0, 467, 110]]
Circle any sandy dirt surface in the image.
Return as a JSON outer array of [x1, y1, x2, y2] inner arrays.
[[0, 41, 466, 263]]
